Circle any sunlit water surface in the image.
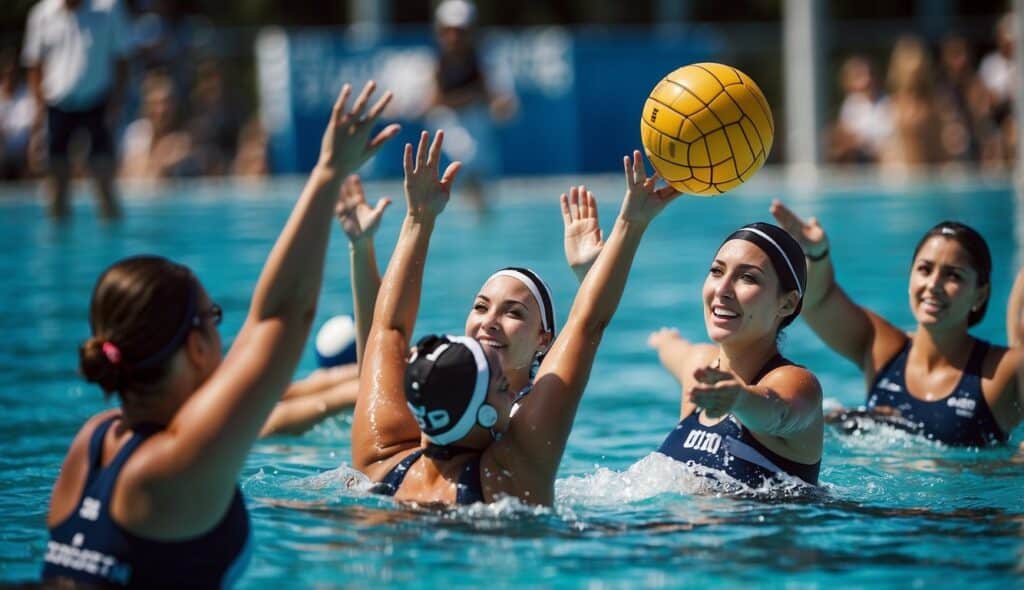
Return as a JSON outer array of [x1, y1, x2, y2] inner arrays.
[[0, 176, 1020, 588]]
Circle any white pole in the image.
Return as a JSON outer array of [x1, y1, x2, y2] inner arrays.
[[1014, 0, 1024, 265], [783, 0, 824, 187]]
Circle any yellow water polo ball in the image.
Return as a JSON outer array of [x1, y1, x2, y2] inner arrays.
[[640, 63, 774, 196]]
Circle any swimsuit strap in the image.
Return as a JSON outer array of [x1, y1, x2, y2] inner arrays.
[[455, 456, 484, 505], [372, 450, 424, 497]]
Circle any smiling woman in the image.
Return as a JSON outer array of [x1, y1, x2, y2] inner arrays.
[[771, 202, 1024, 447], [647, 221, 824, 488]]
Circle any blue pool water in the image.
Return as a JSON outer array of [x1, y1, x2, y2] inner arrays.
[[0, 176, 1021, 588]]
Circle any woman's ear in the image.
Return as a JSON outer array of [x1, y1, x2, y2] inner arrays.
[[537, 331, 553, 356], [972, 283, 990, 313], [778, 291, 800, 319]]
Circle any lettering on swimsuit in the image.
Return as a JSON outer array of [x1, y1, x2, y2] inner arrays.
[[45, 533, 131, 584], [682, 429, 722, 454], [876, 378, 902, 393], [946, 396, 976, 418]]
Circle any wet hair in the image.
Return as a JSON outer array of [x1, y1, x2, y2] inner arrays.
[[911, 221, 992, 327], [79, 255, 199, 397], [720, 222, 808, 330]]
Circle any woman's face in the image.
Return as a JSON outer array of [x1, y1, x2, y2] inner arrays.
[[703, 240, 796, 344], [908, 236, 987, 329], [465, 276, 550, 376]]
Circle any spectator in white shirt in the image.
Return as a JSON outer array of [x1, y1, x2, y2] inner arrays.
[[21, 0, 132, 220]]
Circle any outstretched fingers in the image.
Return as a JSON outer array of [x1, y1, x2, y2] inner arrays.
[[368, 123, 401, 151], [559, 192, 572, 224], [439, 161, 462, 192], [348, 80, 377, 121], [769, 199, 805, 233], [427, 129, 445, 169], [331, 84, 352, 125], [415, 130, 430, 171], [366, 89, 393, 121]]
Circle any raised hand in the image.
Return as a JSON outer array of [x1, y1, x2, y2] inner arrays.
[[647, 327, 687, 351], [620, 150, 681, 225], [403, 130, 461, 221], [318, 81, 401, 177], [561, 185, 604, 280], [769, 199, 829, 258], [335, 175, 391, 245], [689, 364, 743, 419]]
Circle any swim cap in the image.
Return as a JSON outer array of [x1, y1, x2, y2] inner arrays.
[[435, 0, 476, 28], [405, 334, 497, 445], [721, 222, 807, 326], [485, 267, 557, 337], [315, 315, 358, 367]]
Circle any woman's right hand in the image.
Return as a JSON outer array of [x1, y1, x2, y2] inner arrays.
[[403, 130, 461, 221], [335, 174, 391, 246], [619, 150, 680, 226], [561, 185, 604, 280], [769, 199, 829, 258], [317, 81, 401, 178], [647, 327, 688, 351]]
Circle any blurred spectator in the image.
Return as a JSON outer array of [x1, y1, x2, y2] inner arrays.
[[232, 116, 268, 178], [186, 59, 242, 176], [133, 0, 192, 92], [880, 36, 948, 170], [425, 0, 517, 212], [827, 55, 891, 163], [0, 50, 38, 180], [936, 35, 1003, 166], [120, 71, 197, 179], [979, 13, 1016, 118], [22, 0, 131, 220]]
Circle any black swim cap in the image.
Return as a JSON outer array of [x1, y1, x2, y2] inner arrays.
[[721, 222, 808, 328], [405, 334, 497, 445], [485, 267, 557, 337]]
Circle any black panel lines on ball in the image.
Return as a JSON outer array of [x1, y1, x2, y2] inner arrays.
[[641, 118, 685, 161], [741, 80, 774, 135], [692, 64, 729, 92], [740, 113, 767, 159], [645, 95, 688, 138]]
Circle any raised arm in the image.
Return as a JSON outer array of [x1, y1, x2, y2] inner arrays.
[[335, 174, 392, 365], [689, 363, 822, 461], [562, 185, 604, 283], [648, 328, 717, 419], [771, 200, 904, 379], [352, 130, 461, 475], [492, 151, 679, 494], [1008, 266, 1024, 348], [141, 83, 399, 509]]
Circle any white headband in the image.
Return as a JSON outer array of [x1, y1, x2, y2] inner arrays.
[[486, 269, 554, 334], [426, 335, 490, 445], [739, 227, 803, 298]]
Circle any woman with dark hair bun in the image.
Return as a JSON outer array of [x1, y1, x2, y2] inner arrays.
[[772, 201, 1023, 447], [42, 81, 399, 588]]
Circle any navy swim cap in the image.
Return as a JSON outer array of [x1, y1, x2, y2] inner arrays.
[[721, 222, 807, 327], [405, 335, 497, 445]]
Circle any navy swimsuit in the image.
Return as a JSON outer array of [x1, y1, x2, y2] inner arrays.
[[373, 448, 484, 505], [42, 417, 251, 589], [657, 355, 821, 487], [865, 338, 1007, 447]]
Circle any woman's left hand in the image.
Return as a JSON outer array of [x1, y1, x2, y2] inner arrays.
[[561, 184, 604, 279], [689, 365, 744, 418], [619, 150, 681, 226]]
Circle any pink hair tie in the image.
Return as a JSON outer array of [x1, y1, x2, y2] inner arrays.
[[102, 341, 122, 365]]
